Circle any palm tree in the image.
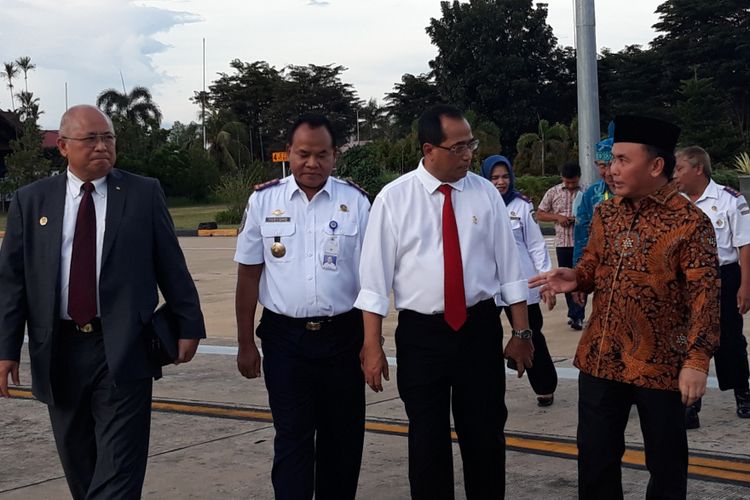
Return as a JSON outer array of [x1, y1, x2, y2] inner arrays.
[[516, 119, 570, 175], [16, 91, 42, 123], [15, 56, 35, 93], [96, 86, 163, 128], [1, 61, 19, 111]]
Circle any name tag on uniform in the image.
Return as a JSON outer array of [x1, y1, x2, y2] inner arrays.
[[265, 217, 291, 223], [322, 237, 339, 271]]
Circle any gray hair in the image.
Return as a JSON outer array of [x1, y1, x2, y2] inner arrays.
[[676, 146, 712, 179]]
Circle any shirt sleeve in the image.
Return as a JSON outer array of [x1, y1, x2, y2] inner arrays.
[[574, 204, 604, 294], [354, 194, 396, 316], [234, 193, 264, 265], [680, 216, 721, 373], [523, 202, 551, 273], [729, 194, 750, 248], [494, 194, 528, 304]]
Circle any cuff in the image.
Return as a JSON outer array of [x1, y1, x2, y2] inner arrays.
[[500, 279, 528, 305], [354, 289, 390, 317]]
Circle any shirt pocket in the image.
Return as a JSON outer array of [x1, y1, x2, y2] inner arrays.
[[260, 222, 296, 262], [323, 216, 359, 261]]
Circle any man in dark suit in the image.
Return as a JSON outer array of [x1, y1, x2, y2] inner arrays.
[[0, 105, 206, 499]]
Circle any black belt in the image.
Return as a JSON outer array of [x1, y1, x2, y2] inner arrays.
[[263, 308, 357, 331], [720, 262, 740, 270], [59, 318, 102, 334]]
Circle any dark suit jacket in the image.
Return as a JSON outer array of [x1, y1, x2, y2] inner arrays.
[[0, 169, 206, 405]]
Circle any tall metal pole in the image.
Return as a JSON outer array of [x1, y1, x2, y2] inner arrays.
[[575, 0, 601, 186], [202, 37, 207, 150]]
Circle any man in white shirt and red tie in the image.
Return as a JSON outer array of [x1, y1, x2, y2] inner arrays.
[[356, 104, 533, 500]]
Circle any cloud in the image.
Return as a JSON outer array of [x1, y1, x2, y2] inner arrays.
[[0, 0, 201, 128], [307, 0, 330, 6]]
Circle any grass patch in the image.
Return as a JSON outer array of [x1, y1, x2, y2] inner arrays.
[[0, 211, 6, 232], [168, 204, 237, 230]]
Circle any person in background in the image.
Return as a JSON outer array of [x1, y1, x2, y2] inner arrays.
[[537, 162, 586, 330], [673, 145, 750, 428], [482, 154, 558, 407]]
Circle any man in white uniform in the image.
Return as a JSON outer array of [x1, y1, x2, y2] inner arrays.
[[674, 145, 750, 427]]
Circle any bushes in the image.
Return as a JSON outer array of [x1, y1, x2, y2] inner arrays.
[[514, 175, 561, 206], [213, 164, 265, 224], [712, 169, 739, 190]]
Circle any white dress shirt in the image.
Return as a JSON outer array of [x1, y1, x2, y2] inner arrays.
[[59, 169, 108, 319], [234, 175, 370, 318], [693, 179, 750, 266], [354, 161, 528, 317], [499, 196, 551, 306]]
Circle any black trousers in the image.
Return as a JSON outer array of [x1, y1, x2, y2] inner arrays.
[[556, 246, 586, 321], [396, 299, 506, 500], [257, 308, 365, 500], [503, 303, 558, 395], [577, 373, 687, 500], [715, 263, 750, 392], [49, 330, 153, 500]]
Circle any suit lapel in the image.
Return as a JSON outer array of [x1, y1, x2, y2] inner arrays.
[[102, 169, 125, 267], [42, 173, 67, 282]]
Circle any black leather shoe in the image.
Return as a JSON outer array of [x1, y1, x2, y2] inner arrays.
[[570, 319, 583, 331], [685, 405, 700, 429], [537, 395, 554, 407], [736, 390, 750, 418]]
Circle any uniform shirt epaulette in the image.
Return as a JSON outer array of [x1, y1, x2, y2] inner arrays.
[[518, 193, 532, 204], [344, 178, 370, 198], [724, 186, 741, 198], [253, 179, 281, 192]]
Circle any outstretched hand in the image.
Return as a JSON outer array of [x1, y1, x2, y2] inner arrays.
[[528, 268, 578, 295]]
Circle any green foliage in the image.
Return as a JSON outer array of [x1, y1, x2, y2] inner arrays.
[[513, 119, 572, 175], [712, 168, 740, 189], [733, 153, 750, 175], [213, 164, 265, 224], [384, 73, 442, 138], [337, 144, 384, 197], [426, 0, 575, 148], [1, 121, 52, 193], [514, 175, 560, 206]]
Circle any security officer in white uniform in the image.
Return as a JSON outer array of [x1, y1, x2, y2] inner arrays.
[[674, 146, 750, 426], [234, 114, 370, 500]]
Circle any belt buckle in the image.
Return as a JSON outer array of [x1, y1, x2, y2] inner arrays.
[[305, 321, 322, 332], [79, 323, 94, 333]]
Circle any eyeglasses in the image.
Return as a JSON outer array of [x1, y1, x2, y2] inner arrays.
[[61, 133, 117, 147], [432, 138, 479, 155]]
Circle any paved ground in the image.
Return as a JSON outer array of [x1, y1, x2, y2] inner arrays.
[[1, 236, 749, 499]]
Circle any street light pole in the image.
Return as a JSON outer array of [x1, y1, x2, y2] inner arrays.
[[356, 108, 360, 143], [575, 0, 601, 186]]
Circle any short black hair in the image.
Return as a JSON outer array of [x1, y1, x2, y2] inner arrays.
[[286, 114, 337, 148], [560, 162, 581, 179], [418, 104, 464, 147], [644, 145, 676, 180]]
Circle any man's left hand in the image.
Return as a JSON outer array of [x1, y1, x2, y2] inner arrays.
[[678, 367, 707, 406], [738, 284, 750, 315], [504, 337, 534, 378], [175, 339, 200, 364]]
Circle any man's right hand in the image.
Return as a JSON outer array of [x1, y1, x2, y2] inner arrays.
[[360, 341, 389, 393], [237, 343, 261, 379], [529, 268, 578, 294], [0, 360, 20, 398]]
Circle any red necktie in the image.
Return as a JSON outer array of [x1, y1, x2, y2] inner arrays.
[[68, 182, 97, 327], [438, 184, 466, 331]]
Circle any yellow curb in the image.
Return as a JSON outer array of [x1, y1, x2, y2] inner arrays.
[[197, 229, 238, 237]]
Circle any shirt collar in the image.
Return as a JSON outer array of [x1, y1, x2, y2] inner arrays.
[[286, 175, 333, 201], [416, 160, 466, 193], [696, 179, 720, 203], [67, 168, 108, 199]]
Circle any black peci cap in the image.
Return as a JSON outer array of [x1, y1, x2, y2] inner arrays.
[[613, 115, 680, 151]]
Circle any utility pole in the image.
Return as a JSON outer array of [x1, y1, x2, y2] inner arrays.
[[575, 0, 601, 186], [202, 37, 207, 150]]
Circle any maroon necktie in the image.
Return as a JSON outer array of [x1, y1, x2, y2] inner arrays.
[[438, 184, 466, 331], [68, 182, 97, 327]]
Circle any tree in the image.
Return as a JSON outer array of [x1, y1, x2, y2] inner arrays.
[[651, 0, 750, 149], [1, 62, 18, 111], [385, 73, 442, 138], [674, 73, 743, 162], [14, 56, 35, 93], [96, 86, 163, 129], [514, 119, 570, 175], [426, 0, 575, 147], [2, 120, 52, 191], [358, 98, 390, 141], [16, 91, 42, 123]]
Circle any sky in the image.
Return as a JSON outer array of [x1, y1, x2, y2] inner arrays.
[[0, 0, 663, 130]]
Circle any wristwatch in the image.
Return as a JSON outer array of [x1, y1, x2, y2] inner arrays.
[[511, 328, 533, 340]]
